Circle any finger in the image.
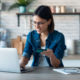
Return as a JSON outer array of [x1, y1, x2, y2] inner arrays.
[[41, 51, 46, 54], [47, 48, 51, 51], [41, 51, 48, 55]]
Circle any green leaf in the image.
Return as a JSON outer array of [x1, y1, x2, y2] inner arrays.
[[8, 3, 19, 10], [8, 0, 34, 11]]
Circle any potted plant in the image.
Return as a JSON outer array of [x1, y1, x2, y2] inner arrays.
[[8, 0, 34, 13]]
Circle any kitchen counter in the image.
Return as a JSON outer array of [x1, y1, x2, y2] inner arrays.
[[63, 55, 80, 67], [63, 55, 80, 60]]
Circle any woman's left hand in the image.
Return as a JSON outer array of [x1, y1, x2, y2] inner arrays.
[[41, 49, 60, 67], [41, 49, 54, 58]]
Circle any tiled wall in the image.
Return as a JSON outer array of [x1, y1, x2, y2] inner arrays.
[[1, 0, 80, 40]]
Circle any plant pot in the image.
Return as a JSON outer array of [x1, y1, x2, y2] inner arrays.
[[19, 6, 26, 13]]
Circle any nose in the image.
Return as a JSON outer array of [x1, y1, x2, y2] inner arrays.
[[35, 23, 40, 28]]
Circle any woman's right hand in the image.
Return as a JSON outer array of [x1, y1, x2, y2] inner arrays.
[[20, 56, 29, 68]]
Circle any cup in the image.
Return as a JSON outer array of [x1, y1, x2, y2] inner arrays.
[[50, 6, 56, 13], [56, 6, 61, 13], [60, 6, 66, 13]]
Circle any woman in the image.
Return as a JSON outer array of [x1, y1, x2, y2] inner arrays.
[[20, 5, 66, 68]]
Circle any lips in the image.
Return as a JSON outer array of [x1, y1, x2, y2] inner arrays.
[[36, 28, 41, 31], [36, 29, 41, 33]]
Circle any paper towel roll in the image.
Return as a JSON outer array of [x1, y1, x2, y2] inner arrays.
[[65, 39, 75, 55]]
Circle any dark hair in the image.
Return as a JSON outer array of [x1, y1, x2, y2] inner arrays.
[[33, 5, 54, 32]]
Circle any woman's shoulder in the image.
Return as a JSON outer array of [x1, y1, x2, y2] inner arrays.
[[27, 30, 39, 39], [50, 30, 65, 41], [53, 30, 63, 35], [27, 30, 38, 36]]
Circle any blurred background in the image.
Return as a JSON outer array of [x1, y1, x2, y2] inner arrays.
[[0, 0, 80, 67]]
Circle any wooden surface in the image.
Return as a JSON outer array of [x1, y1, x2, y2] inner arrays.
[[0, 67, 80, 80]]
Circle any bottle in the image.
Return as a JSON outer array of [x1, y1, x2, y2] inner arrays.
[[72, 8, 76, 13]]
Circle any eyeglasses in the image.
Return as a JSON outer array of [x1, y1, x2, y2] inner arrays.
[[32, 21, 47, 26]]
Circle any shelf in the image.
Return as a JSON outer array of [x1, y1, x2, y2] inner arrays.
[[16, 12, 33, 15], [16, 12, 80, 15], [16, 12, 80, 26]]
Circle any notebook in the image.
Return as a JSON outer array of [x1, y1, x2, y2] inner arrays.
[[53, 68, 80, 74], [0, 48, 35, 73]]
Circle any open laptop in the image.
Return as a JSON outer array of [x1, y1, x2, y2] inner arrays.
[[0, 48, 35, 73]]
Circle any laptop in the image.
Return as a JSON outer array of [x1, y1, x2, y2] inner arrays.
[[0, 48, 35, 73]]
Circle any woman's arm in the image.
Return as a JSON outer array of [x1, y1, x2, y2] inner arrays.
[[20, 32, 33, 68], [41, 49, 60, 67], [49, 52, 60, 67], [20, 56, 29, 68]]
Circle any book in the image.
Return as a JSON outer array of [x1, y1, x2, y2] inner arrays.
[[53, 68, 80, 74]]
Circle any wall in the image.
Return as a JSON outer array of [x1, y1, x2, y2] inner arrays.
[[1, 0, 80, 40]]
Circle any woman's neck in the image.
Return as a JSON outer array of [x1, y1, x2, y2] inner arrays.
[[40, 31, 48, 47], [40, 31, 48, 38]]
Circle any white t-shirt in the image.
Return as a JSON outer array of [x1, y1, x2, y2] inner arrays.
[[38, 46, 49, 67]]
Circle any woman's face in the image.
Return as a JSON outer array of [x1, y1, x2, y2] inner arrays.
[[33, 15, 51, 34]]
